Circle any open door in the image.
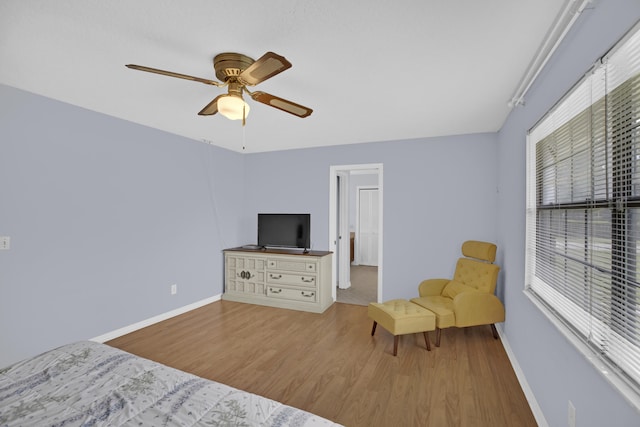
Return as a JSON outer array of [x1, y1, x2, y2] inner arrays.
[[329, 164, 383, 303], [337, 172, 351, 289]]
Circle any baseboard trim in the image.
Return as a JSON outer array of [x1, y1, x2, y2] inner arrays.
[[496, 324, 548, 427], [90, 295, 222, 343]]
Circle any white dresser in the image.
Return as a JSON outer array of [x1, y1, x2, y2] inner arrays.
[[223, 247, 334, 313]]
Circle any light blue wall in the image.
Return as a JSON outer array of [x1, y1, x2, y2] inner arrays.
[[0, 84, 245, 367], [242, 134, 499, 301], [3, 3, 638, 424], [1, 89, 498, 366], [497, 0, 640, 425]]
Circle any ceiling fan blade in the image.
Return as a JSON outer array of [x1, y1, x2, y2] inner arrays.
[[198, 95, 224, 116], [250, 91, 313, 118], [238, 52, 292, 86], [126, 64, 222, 86]]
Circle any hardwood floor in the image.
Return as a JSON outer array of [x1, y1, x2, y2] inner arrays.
[[107, 300, 536, 427]]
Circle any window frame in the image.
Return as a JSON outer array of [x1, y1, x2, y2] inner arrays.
[[525, 21, 640, 409]]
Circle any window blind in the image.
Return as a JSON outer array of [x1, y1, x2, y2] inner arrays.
[[526, 21, 640, 395]]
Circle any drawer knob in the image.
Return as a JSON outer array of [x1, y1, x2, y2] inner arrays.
[[301, 291, 315, 298], [301, 277, 315, 283], [270, 274, 282, 279], [270, 287, 282, 294]]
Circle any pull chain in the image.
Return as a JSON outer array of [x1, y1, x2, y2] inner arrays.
[[242, 120, 246, 151], [242, 103, 247, 151], [242, 103, 246, 127]]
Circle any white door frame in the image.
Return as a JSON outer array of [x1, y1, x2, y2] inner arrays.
[[329, 163, 383, 303]]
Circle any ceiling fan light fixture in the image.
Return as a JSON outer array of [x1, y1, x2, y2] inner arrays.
[[127, 51, 312, 120], [217, 94, 250, 120]]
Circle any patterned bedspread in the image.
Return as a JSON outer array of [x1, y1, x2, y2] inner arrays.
[[0, 341, 342, 426]]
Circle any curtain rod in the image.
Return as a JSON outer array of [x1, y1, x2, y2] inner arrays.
[[508, 0, 592, 108]]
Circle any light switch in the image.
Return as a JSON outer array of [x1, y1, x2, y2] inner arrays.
[[0, 236, 10, 250]]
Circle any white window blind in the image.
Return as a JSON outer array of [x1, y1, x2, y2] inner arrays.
[[526, 21, 640, 396]]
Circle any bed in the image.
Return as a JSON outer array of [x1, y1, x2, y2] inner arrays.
[[0, 341, 342, 426]]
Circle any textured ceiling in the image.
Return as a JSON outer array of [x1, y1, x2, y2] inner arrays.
[[0, 0, 565, 153]]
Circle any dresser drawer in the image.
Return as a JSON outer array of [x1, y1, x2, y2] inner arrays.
[[267, 286, 317, 302], [267, 271, 316, 287], [268, 259, 317, 273]]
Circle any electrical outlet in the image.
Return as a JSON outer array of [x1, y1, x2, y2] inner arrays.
[[0, 236, 10, 250], [568, 400, 576, 427], [171, 284, 177, 295]]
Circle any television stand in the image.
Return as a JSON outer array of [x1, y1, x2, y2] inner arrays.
[[223, 247, 333, 313]]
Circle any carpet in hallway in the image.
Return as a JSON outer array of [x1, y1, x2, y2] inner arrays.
[[336, 265, 378, 306]]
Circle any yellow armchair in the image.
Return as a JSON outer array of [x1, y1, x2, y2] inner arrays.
[[410, 240, 505, 346]]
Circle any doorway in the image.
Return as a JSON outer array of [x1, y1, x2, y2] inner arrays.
[[329, 164, 383, 305]]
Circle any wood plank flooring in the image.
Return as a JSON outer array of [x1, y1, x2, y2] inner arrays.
[[107, 300, 536, 427]]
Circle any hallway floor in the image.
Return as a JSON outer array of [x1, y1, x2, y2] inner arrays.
[[336, 264, 378, 306]]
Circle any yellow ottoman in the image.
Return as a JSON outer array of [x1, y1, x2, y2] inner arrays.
[[368, 299, 436, 356]]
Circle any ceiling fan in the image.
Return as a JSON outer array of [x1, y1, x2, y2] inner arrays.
[[126, 51, 312, 123]]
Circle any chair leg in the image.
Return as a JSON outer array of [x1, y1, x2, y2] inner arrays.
[[490, 324, 499, 339], [423, 331, 431, 351], [393, 335, 399, 356], [435, 328, 442, 347], [371, 321, 377, 336]]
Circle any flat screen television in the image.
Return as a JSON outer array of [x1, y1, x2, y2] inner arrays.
[[257, 213, 310, 250]]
